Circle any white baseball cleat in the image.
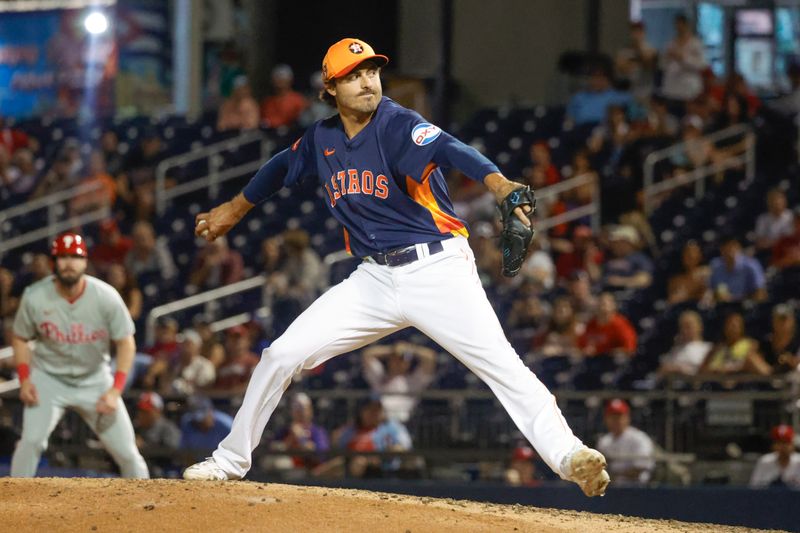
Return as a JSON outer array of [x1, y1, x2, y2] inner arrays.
[[183, 458, 236, 481], [562, 446, 610, 497]]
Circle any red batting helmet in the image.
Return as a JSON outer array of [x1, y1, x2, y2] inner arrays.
[[51, 232, 88, 257]]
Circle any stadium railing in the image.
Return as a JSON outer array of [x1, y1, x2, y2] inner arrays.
[[154, 130, 274, 215], [533, 172, 601, 233], [642, 124, 755, 216], [0, 181, 108, 259]]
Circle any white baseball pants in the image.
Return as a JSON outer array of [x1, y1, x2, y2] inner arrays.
[[10, 367, 149, 478], [213, 236, 582, 478]]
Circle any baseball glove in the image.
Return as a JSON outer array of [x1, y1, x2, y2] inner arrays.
[[498, 185, 536, 277]]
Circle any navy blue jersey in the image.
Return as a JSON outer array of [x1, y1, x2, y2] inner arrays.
[[244, 97, 498, 257]]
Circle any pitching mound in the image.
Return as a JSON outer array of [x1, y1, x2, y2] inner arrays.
[[0, 478, 781, 532]]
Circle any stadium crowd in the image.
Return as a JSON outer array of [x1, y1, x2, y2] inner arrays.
[[0, 14, 799, 484]]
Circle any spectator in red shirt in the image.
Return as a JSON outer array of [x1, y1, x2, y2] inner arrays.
[[214, 325, 260, 393], [555, 225, 603, 283], [91, 219, 133, 273], [578, 292, 637, 357], [772, 210, 800, 270], [260, 64, 308, 129], [0, 115, 37, 154], [523, 141, 560, 189], [188, 236, 244, 291]]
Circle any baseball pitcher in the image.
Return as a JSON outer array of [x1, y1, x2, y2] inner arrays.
[[184, 38, 609, 496], [10, 232, 149, 478]]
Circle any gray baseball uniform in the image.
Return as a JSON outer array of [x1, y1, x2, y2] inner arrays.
[[10, 275, 149, 478]]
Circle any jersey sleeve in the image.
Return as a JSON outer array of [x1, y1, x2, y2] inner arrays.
[[243, 127, 317, 204], [104, 285, 136, 340], [386, 111, 499, 184], [12, 288, 37, 340]]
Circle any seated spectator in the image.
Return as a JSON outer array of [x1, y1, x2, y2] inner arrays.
[[709, 237, 767, 303], [362, 341, 437, 423], [699, 312, 771, 376], [100, 130, 124, 176], [534, 297, 583, 359], [602, 225, 653, 292], [143, 317, 181, 370], [91, 219, 133, 273], [565, 68, 632, 126], [117, 130, 166, 221], [134, 391, 181, 451], [264, 230, 326, 336], [124, 220, 178, 283], [5, 147, 38, 198], [555, 226, 603, 283], [755, 189, 794, 253], [69, 150, 116, 215], [164, 329, 217, 396], [596, 399, 655, 485], [568, 270, 598, 324], [506, 280, 550, 331], [0, 114, 37, 154], [772, 210, 800, 270], [667, 240, 710, 305], [105, 263, 142, 321], [332, 397, 412, 478], [760, 304, 800, 374], [520, 236, 555, 291], [658, 310, 711, 377], [270, 392, 330, 470], [669, 115, 718, 172], [217, 75, 260, 131], [749, 425, 800, 488], [179, 396, 234, 452], [189, 236, 244, 291], [523, 141, 560, 189], [504, 446, 541, 487], [10, 253, 51, 298], [261, 64, 308, 128], [213, 325, 260, 393], [30, 152, 73, 199], [587, 105, 631, 166], [578, 292, 637, 357], [193, 313, 226, 369], [299, 70, 336, 127], [641, 94, 680, 138]]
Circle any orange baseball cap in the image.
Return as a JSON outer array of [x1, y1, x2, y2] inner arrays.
[[322, 38, 388, 81]]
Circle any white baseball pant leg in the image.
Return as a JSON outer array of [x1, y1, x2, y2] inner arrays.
[[212, 262, 408, 477], [398, 237, 582, 478], [10, 368, 67, 477], [71, 376, 149, 479]]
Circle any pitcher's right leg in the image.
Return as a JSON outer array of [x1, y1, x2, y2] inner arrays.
[[187, 263, 406, 480]]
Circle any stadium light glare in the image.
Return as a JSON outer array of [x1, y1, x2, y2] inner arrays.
[[84, 11, 108, 34]]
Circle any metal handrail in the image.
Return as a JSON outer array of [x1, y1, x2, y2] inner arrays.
[[144, 274, 267, 345], [533, 172, 601, 232], [0, 180, 103, 222], [643, 124, 755, 215], [155, 130, 274, 215], [0, 206, 110, 258]]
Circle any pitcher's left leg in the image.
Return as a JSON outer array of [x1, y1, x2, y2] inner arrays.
[[399, 242, 588, 480]]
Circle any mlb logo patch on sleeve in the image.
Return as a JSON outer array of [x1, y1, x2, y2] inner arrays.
[[412, 123, 442, 146]]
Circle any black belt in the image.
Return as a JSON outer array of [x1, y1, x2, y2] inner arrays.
[[369, 240, 445, 267]]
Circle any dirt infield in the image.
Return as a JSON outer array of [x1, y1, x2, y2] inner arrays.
[[0, 478, 785, 532]]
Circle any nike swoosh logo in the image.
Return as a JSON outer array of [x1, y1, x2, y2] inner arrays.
[[324, 148, 335, 156]]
